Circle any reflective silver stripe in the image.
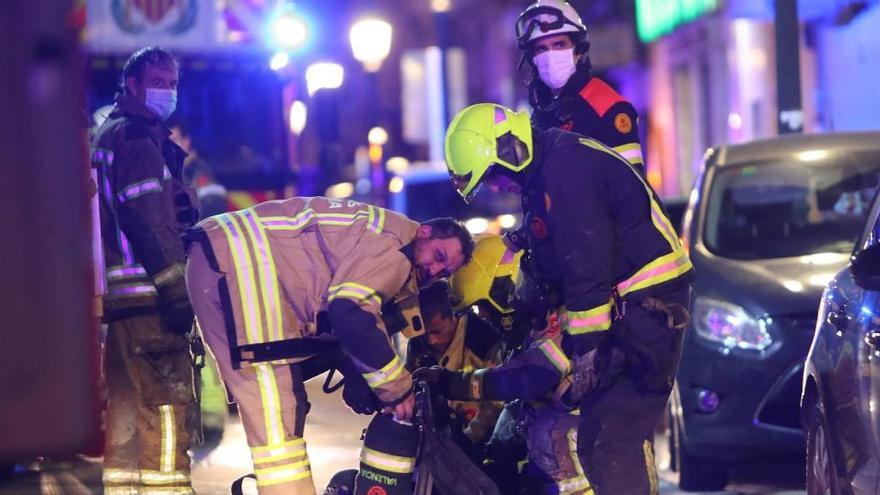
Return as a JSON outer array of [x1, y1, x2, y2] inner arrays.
[[117, 178, 163, 203], [163, 166, 172, 180], [107, 266, 148, 279], [109, 284, 158, 297], [252, 438, 307, 464], [360, 447, 416, 474], [153, 264, 185, 288], [254, 460, 312, 486], [196, 183, 227, 199], [93, 148, 115, 166]]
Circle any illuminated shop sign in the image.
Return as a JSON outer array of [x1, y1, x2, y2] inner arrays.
[[635, 0, 719, 42]]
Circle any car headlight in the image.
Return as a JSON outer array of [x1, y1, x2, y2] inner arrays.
[[692, 297, 773, 351]]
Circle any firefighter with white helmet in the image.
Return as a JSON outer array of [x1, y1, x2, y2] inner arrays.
[[516, 0, 646, 177]]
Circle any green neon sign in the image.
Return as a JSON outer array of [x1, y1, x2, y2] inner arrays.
[[636, 0, 719, 43]]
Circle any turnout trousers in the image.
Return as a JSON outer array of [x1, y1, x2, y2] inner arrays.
[[103, 313, 196, 494], [186, 243, 315, 495], [576, 285, 690, 495]]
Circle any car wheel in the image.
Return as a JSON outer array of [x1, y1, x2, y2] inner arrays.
[[673, 411, 728, 492], [806, 397, 842, 495]]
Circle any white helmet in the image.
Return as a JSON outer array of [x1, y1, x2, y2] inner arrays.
[[515, 0, 587, 49]]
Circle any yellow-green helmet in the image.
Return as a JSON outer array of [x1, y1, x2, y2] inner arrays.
[[444, 103, 533, 203], [449, 234, 523, 315]]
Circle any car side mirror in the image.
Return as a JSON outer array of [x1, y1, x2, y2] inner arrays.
[[850, 243, 880, 291]]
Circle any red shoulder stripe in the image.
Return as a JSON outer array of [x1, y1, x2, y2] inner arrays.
[[579, 78, 625, 118]]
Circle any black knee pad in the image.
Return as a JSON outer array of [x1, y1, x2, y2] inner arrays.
[[354, 414, 419, 495]]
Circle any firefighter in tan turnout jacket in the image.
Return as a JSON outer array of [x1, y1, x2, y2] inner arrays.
[[184, 196, 473, 495]]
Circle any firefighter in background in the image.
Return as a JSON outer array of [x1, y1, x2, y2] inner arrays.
[[422, 235, 590, 494], [91, 46, 199, 494], [184, 196, 473, 495], [169, 123, 228, 218], [516, 0, 646, 176], [406, 280, 502, 447], [444, 103, 693, 494]]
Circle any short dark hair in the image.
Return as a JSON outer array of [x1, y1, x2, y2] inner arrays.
[[421, 217, 475, 263], [120, 46, 178, 93], [418, 280, 455, 322]]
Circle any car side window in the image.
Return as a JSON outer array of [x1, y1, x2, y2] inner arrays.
[[857, 185, 880, 251]]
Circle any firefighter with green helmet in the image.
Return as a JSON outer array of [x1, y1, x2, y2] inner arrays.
[[440, 103, 693, 494]]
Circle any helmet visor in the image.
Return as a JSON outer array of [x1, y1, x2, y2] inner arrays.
[[516, 6, 577, 43]]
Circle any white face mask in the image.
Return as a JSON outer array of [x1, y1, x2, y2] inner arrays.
[[534, 48, 577, 90], [144, 88, 177, 121]]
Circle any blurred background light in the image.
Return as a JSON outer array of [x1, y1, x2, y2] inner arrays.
[[388, 176, 405, 193], [269, 51, 290, 71], [305, 62, 344, 96], [349, 18, 393, 72], [431, 0, 452, 12], [269, 8, 309, 51], [368, 126, 389, 146], [497, 214, 517, 229], [325, 182, 354, 199], [385, 156, 410, 174], [288, 100, 307, 135], [465, 217, 489, 235]]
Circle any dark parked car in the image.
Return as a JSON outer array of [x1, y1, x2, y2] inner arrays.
[[802, 184, 880, 495], [671, 132, 880, 491]]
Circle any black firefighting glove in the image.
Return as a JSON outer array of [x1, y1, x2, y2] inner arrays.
[[413, 366, 472, 401], [338, 357, 381, 415], [570, 335, 626, 402]]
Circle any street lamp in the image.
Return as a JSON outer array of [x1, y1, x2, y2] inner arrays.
[[305, 62, 345, 96], [349, 18, 393, 72], [367, 126, 389, 206]]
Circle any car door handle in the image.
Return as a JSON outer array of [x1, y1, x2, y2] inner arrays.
[[827, 307, 849, 331], [866, 331, 880, 349]]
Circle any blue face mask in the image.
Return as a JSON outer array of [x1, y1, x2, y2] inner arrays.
[[144, 88, 177, 121]]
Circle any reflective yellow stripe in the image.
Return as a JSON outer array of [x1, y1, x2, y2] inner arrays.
[[140, 470, 190, 485], [259, 209, 372, 231], [159, 405, 176, 473], [252, 437, 306, 454], [537, 339, 571, 375], [363, 355, 406, 389], [254, 459, 312, 486], [644, 439, 659, 495], [237, 210, 284, 342], [254, 363, 285, 446], [216, 214, 264, 344], [104, 487, 137, 495], [140, 488, 194, 495], [328, 282, 382, 307], [565, 301, 613, 335], [252, 438, 307, 464], [578, 137, 693, 299], [612, 143, 644, 166], [558, 427, 594, 494], [361, 447, 416, 474], [103, 468, 139, 484], [615, 249, 692, 297]]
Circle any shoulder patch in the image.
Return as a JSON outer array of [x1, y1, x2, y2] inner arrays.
[[579, 78, 625, 118], [614, 113, 633, 134]]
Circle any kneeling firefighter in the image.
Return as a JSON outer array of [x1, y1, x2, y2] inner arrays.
[[426, 234, 592, 495]]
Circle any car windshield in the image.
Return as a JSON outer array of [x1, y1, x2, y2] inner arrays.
[[704, 151, 880, 260]]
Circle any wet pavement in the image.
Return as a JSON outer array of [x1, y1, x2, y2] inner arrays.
[[0, 376, 806, 494]]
